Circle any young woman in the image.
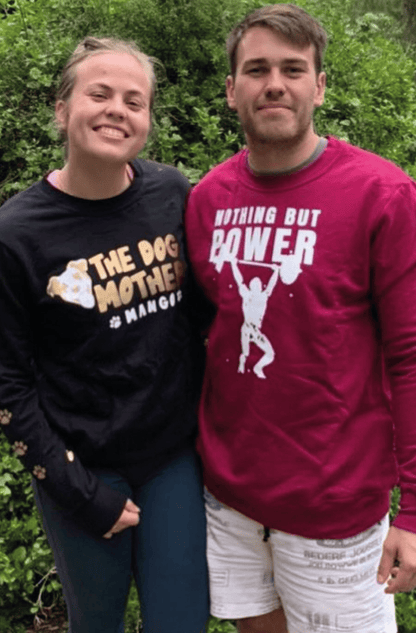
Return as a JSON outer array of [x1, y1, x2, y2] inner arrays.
[[0, 37, 209, 633]]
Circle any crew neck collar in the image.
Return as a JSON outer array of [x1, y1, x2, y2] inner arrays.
[[246, 137, 328, 178]]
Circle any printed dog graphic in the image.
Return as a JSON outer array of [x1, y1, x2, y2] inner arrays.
[[47, 259, 95, 309]]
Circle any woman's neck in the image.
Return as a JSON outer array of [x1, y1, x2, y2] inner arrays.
[[52, 160, 133, 200]]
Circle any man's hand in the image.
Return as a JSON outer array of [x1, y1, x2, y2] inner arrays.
[[103, 498, 140, 539], [377, 525, 416, 593]]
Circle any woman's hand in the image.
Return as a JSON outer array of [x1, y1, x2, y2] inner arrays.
[[103, 498, 140, 539]]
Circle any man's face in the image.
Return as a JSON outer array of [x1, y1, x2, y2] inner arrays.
[[226, 26, 326, 149]]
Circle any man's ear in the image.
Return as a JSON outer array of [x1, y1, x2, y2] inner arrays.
[[55, 100, 68, 133], [226, 75, 237, 110], [314, 71, 326, 107]]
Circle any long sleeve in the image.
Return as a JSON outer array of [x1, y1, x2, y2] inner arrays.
[[372, 181, 416, 533], [0, 243, 127, 535]]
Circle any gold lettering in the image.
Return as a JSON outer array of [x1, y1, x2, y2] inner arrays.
[[165, 234, 179, 258], [103, 250, 123, 277], [118, 246, 136, 273], [138, 240, 154, 266], [93, 281, 122, 313], [88, 253, 107, 280], [119, 276, 134, 305], [154, 236, 167, 262], [131, 271, 148, 299], [146, 266, 165, 296], [161, 263, 177, 291]]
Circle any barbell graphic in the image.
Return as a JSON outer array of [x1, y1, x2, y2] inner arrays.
[[214, 244, 302, 285]]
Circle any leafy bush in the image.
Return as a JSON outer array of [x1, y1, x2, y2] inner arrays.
[[0, 434, 61, 631], [2, 0, 416, 629], [1, 0, 416, 204]]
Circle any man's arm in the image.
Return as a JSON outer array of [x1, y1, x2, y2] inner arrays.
[[373, 180, 416, 592]]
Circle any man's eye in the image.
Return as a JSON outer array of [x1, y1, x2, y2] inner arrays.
[[248, 67, 265, 75], [92, 93, 106, 99]]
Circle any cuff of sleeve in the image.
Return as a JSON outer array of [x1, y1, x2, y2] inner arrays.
[[73, 480, 127, 536], [392, 488, 416, 535]]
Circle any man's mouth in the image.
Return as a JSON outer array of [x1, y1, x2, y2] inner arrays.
[[258, 104, 291, 111]]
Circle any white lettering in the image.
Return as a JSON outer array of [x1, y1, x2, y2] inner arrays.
[[265, 206, 277, 224], [284, 207, 297, 226], [147, 300, 157, 314], [272, 228, 292, 261], [254, 206, 266, 223], [294, 230, 316, 265], [232, 208, 241, 224], [125, 308, 138, 324], [159, 296, 169, 310], [243, 227, 271, 261], [240, 207, 248, 224], [209, 229, 225, 264], [311, 209, 322, 227], [215, 209, 225, 226], [224, 229, 242, 258]]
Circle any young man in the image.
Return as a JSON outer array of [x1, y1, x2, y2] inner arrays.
[[185, 4, 416, 633]]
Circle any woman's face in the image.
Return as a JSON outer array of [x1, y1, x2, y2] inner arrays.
[[56, 52, 152, 168]]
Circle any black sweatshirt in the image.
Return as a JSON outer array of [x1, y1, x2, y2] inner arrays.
[[0, 159, 201, 535]]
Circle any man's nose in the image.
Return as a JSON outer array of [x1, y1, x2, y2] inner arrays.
[[265, 68, 286, 97]]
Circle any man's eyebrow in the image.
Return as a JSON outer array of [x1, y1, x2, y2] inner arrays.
[[241, 57, 309, 69], [281, 58, 308, 66], [241, 57, 268, 69]]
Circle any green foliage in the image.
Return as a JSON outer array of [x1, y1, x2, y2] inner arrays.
[[124, 583, 141, 633], [397, 592, 416, 633], [0, 434, 61, 629], [0, 0, 248, 200], [208, 617, 238, 633], [314, 10, 416, 176], [1, 0, 416, 629], [2, 0, 414, 203]]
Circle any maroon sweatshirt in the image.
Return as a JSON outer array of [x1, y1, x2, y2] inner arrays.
[[186, 136, 416, 539]]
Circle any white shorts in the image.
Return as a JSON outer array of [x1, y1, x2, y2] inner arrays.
[[205, 489, 397, 633]]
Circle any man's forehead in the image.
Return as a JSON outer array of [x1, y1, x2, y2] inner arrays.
[[235, 26, 314, 68]]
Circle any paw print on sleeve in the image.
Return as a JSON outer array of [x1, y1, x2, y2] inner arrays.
[[109, 316, 122, 329], [0, 409, 12, 425], [33, 465, 47, 480], [12, 441, 28, 457]]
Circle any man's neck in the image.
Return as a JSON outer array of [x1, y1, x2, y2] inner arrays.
[[247, 132, 322, 175]]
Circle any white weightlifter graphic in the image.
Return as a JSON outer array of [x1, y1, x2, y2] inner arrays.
[[215, 245, 302, 379]]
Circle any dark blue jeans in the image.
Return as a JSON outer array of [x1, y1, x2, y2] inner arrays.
[[33, 448, 209, 633]]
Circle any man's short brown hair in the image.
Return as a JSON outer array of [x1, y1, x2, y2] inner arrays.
[[226, 4, 327, 77]]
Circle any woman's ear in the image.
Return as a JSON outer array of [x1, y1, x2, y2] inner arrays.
[[55, 100, 68, 133]]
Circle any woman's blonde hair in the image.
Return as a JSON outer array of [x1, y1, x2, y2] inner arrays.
[[57, 36, 157, 110]]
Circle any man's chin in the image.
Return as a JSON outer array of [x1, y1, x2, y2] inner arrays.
[[245, 126, 309, 148]]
